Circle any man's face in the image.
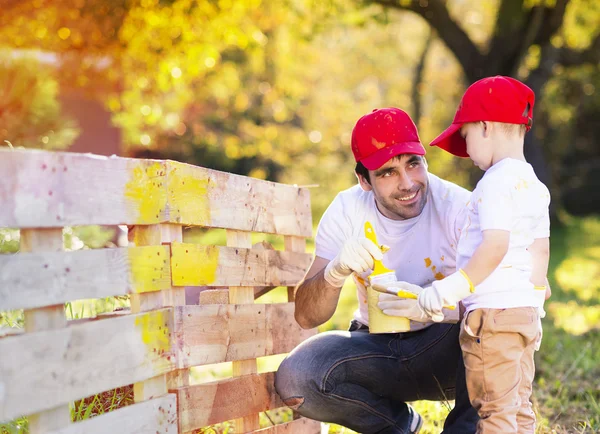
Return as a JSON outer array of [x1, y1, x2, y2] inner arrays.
[[359, 154, 429, 220]]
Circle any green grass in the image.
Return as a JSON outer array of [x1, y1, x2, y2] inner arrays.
[[2, 218, 600, 433]]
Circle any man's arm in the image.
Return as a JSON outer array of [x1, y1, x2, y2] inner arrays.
[[294, 256, 344, 329]]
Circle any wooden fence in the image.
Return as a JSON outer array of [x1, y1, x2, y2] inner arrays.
[[0, 148, 321, 433]]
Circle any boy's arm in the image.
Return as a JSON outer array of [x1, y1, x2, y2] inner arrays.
[[462, 229, 510, 286], [528, 237, 551, 300]]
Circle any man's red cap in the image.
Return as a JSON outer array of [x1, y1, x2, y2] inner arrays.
[[430, 76, 535, 157], [351, 107, 425, 170]]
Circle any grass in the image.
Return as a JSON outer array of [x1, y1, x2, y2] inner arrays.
[[1, 217, 600, 433]]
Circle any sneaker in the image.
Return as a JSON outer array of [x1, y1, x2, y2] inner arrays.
[[407, 405, 423, 434]]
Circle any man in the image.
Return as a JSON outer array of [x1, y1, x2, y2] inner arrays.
[[274, 108, 479, 433]]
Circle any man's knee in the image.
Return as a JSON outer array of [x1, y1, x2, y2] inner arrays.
[[275, 355, 304, 403]]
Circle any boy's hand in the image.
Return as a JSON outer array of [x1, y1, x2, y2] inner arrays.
[[418, 270, 473, 322], [324, 237, 383, 287]]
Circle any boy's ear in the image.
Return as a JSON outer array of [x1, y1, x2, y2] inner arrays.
[[481, 121, 490, 137]]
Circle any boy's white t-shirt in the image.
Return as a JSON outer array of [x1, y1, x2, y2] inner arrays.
[[458, 158, 551, 312], [315, 173, 471, 330]]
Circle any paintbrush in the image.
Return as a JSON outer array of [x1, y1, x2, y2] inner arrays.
[[371, 282, 456, 310], [364, 221, 397, 286]]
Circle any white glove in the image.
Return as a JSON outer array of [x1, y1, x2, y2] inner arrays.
[[418, 270, 473, 322], [378, 293, 430, 322], [323, 237, 383, 287]]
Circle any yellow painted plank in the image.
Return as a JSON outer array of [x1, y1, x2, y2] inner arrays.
[[0, 246, 171, 311], [165, 160, 312, 236], [170, 243, 311, 287], [0, 149, 167, 227], [0, 309, 175, 423]]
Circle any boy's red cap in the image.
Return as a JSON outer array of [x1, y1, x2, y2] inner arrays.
[[351, 107, 425, 170], [430, 76, 535, 157]]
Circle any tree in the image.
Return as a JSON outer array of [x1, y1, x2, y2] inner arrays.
[[368, 0, 600, 194], [0, 56, 80, 149]]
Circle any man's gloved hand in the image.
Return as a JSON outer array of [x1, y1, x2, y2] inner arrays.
[[418, 270, 473, 322], [378, 294, 431, 322], [323, 237, 383, 288]]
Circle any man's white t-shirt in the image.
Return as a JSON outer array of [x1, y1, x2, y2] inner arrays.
[[315, 173, 471, 330], [458, 158, 551, 312]]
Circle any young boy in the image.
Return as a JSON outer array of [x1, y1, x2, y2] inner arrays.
[[417, 76, 550, 432]]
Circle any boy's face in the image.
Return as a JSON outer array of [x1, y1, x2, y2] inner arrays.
[[358, 154, 429, 220], [461, 122, 494, 171]]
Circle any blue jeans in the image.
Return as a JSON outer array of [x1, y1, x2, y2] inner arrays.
[[275, 321, 478, 434]]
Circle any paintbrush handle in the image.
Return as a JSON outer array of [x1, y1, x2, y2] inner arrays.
[[364, 222, 394, 275]]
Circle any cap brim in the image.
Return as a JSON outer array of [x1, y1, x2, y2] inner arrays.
[[429, 124, 469, 158], [360, 141, 426, 170]]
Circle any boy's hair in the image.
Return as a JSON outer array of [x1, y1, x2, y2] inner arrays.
[[464, 121, 527, 138]]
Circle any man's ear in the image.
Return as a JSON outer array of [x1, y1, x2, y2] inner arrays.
[[356, 173, 373, 192]]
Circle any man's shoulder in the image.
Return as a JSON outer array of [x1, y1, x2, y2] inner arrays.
[[428, 173, 471, 205], [321, 184, 372, 224], [333, 184, 373, 208]]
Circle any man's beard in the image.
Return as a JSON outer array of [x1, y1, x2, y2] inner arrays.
[[378, 184, 428, 220]]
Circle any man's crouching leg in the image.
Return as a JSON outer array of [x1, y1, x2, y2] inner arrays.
[[275, 327, 421, 434]]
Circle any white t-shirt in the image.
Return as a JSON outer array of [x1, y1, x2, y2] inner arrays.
[[315, 173, 471, 330], [458, 158, 551, 312]]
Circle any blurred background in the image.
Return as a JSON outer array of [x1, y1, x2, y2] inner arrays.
[[0, 0, 599, 432]]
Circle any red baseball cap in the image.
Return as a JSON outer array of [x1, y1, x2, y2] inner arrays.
[[430, 76, 535, 157], [351, 107, 425, 170]]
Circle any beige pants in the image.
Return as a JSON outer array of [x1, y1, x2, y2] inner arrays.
[[459, 307, 540, 434]]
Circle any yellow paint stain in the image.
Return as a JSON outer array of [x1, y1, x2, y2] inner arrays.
[[435, 272, 445, 280], [128, 246, 171, 293], [167, 161, 212, 225], [356, 276, 367, 286], [134, 310, 172, 369], [171, 242, 219, 286], [515, 179, 530, 190], [432, 265, 437, 272], [441, 255, 445, 261], [371, 138, 386, 149], [424, 257, 432, 268], [124, 162, 167, 223], [463, 214, 472, 239]]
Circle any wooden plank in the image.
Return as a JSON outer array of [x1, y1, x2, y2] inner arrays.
[[165, 160, 312, 236], [0, 149, 167, 227], [177, 372, 282, 432], [0, 309, 175, 422], [226, 230, 260, 432], [198, 289, 230, 305], [252, 418, 321, 434], [284, 236, 306, 302], [170, 243, 311, 287], [20, 228, 71, 433], [46, 394, 178, 434], [0, 246, 171, 311], [174, 304, 315, 368]]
